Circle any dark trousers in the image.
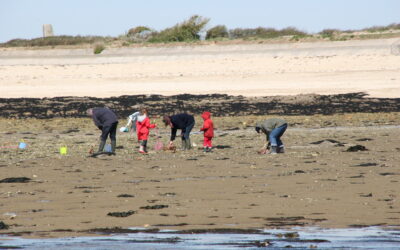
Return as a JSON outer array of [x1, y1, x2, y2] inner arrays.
[[181, 121, 195, 140], [100, 122, 118, 141]]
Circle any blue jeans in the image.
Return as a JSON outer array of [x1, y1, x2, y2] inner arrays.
[[182, 121, 195, 140], [269, 124, 287, 147]]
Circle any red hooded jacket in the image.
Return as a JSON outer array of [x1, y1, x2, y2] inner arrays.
[[136, 116, 156, 140], [200, 111, 214, 138]]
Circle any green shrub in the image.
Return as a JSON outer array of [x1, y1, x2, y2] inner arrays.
[[93, 44, 105, 54], [126, 26, 153, 42], [364, 23, 400, 33], [0, 35, 112, 47], [206, 25, 229, 39], [280, 27, 307, 37], [127, 26, 151, 36], [229, 28, 257, 39], [319, 29, 339, 38], [229, 27, 307, 39], [149, 15, 209, 43]]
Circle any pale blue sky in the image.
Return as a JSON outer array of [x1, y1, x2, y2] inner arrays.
[[0, 0, 399, 43]]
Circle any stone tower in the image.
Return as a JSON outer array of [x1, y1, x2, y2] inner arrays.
[[43, 24, 54, 37]]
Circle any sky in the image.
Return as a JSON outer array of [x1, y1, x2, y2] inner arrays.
[[0, 0, 399, 43]]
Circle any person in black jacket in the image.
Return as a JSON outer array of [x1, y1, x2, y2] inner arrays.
[[163, 113, 195, 150], [87, 107, 118, 155]]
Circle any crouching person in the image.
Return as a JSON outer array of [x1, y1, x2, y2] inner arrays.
[[255, 118, 287, 154], [87, 107, 118, 155]]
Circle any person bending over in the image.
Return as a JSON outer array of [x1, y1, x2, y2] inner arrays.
[[87, 107, 118, 155], [163, 113, 195, 150], [255, 118, 287, 154]]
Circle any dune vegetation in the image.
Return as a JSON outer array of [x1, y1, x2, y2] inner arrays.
[[1, 15, 400, 49]]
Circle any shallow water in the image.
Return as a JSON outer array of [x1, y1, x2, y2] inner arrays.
[[1, 227, 400, 249]]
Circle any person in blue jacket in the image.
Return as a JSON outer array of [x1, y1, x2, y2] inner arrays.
[[87, 107, 118, 155], [163, 113, 195, 150]]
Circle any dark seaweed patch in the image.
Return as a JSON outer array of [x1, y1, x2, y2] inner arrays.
[[353, 162, 377, 167], [360, 193, 373, 197], [107, 210, 136, 217], [32, 209, 44, 212], [140, 205, 168, 210], [265, 216, 307, 226], [215, 145, 232, 149], [124, 237, 181, 244], [380, 173, 398, 176], [356, 138, 373, 141], [346, 145, 368, 152], [320, 178, 337, 181], [85, 227, 160, 234], [117, 194, 134, 198], [276, 232, 300, 238], [173, 228, 265, 234], [0, 177, 31, 183], [159, 192, 176, 197], [153, 223, 188, 227], [349, 223, 387, 228], [2, 93, 400, 119], [224, 127, 240, 131], [348, 175, 364, 178], [61, 129, 80, 134], [310, 139, 341, 144], [214, 157, 230, 160], [74, 186, 101, 189], [266, 216, 305, 221], [0, 221, 9, 230], [216, 240, 272, 248]]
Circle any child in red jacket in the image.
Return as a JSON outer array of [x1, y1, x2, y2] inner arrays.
[[200, 111, 214, 152], [136, 108, 156, 154]]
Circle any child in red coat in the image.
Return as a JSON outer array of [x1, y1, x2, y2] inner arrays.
[[136, 108, 156, 154], [200, 111, 214, 152]]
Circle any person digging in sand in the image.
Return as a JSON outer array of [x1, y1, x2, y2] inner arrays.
[[87, 107, 118, 156], [255, 118, 287, 154], [163, 113, 195, 150]]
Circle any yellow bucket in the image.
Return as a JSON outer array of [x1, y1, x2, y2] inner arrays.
[[60, 146, 68, 155]]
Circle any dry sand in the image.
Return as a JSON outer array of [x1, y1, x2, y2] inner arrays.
[[0, 38, 399, 98], [0, 38, 400, 238]]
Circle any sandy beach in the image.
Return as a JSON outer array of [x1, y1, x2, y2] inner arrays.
[[1, 38, 399, 98], [0, 38, 400, 238]]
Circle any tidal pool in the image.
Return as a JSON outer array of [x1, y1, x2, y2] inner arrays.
[[1, 227, 400, 249]]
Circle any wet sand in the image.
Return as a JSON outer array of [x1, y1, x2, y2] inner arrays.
[[0, 38, 400, 238], [0, 114, 399, 238]]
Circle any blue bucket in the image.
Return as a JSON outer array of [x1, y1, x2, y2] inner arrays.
[[105, 144, 112, 152], [18, 142, 27, 149]]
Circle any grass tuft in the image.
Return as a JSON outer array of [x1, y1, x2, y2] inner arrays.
[[93, 44, 105, 54]]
